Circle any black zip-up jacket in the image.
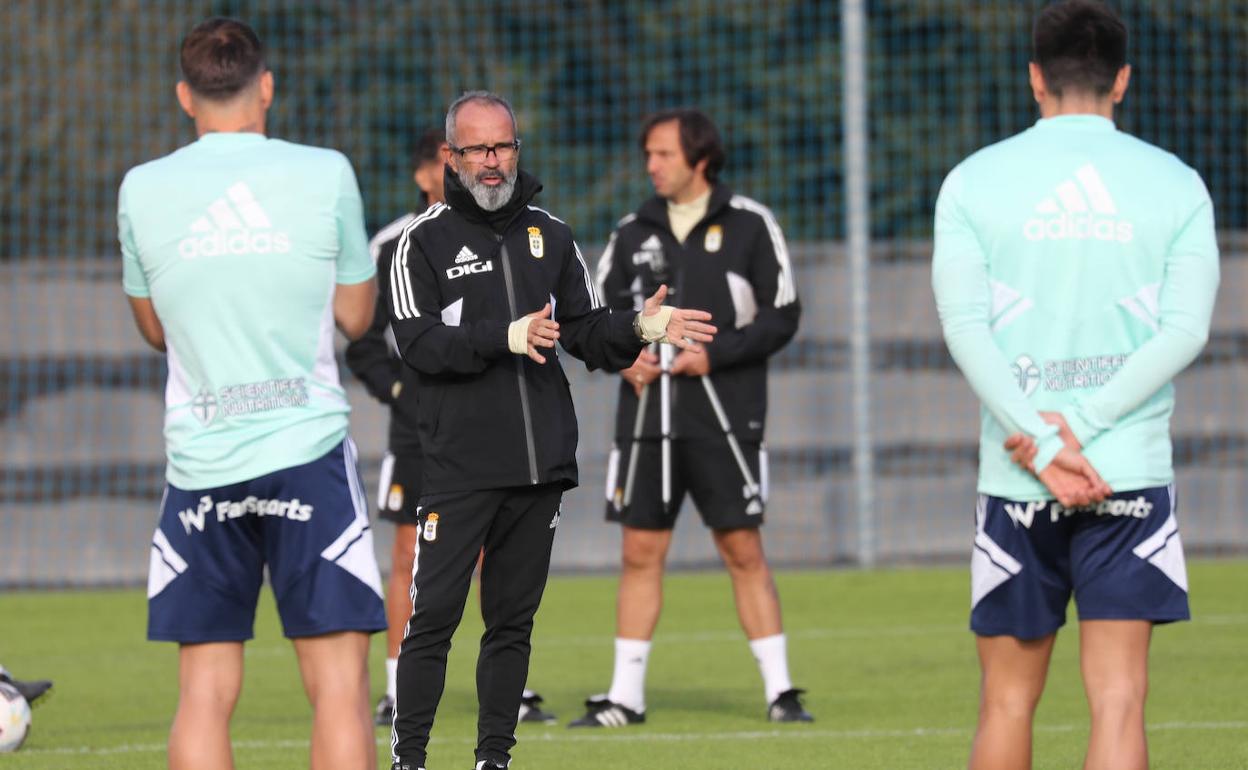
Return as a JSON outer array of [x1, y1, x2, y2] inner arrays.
[[345, 210, 422, 456], [596, 184, 801, 443], [388, 168, 644, 494]]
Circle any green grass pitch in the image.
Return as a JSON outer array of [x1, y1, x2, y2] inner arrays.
[[2, 561, 1246, 768]]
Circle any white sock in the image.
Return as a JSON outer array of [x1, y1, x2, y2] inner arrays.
[[606, 637, 651, 712], [386, 658, 398, 700], [522, 687, 535, 699], [749, 634, 793, 704]]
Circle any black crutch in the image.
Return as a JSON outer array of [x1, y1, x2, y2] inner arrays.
[[699, 374, 764, 513], [659, 342, 674, 507], [621, 343, 656, 510]]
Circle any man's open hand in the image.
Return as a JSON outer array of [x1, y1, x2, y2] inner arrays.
[[523, 303, 559, 364], [639, 284, 717, 352]]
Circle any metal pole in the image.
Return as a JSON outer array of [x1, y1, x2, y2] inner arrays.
[[842, 0, 876, 567]]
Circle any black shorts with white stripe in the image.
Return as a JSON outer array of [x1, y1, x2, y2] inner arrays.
[[604, 438, 767, 530]]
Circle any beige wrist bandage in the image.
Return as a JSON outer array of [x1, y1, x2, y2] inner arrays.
[[508, 317, 534, 354], [634, 306, 674, 343]]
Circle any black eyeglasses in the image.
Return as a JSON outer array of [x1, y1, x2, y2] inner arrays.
[[450, 140, 521, 162]]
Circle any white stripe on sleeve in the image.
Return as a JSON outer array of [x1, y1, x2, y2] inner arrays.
[[573, 241, 600, 308], [730, 195, 797, 307], [389, 204, 447, 320]]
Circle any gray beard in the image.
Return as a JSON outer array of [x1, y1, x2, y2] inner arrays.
[[458, 166, 517, 211]]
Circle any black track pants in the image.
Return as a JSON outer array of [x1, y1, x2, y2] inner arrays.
[[390, 483, 561, 767]]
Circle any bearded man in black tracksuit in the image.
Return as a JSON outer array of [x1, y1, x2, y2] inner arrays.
[[346, 127, 556, 729], [569, 109, 813, 729], [385, 92, 716, 770]]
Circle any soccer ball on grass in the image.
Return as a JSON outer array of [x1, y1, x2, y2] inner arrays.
[[0, 682, 31, 752]]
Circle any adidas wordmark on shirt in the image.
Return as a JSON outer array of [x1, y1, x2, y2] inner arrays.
[[178, 181, 292, 259], [1022, 163, 1134, 243]]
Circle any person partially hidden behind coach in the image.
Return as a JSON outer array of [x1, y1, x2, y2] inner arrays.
[[385, 91, 717, 770]]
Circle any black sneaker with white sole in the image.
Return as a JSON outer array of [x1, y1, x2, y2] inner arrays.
[[567, 694, 645, 728], [0, 671, 52, 706], [518, 690, 557, 724], [767, 688, 814, 722], [374, 693, 395, 726]]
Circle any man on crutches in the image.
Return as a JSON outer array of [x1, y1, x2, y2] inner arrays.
[[570, 108, 810, 728]]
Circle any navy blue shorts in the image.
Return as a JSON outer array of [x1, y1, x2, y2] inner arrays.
[[147, 439, 387, 643], [970, 484, 1189, 640]]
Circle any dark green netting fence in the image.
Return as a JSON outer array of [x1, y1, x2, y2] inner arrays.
[[2, 1, 1245, 585]]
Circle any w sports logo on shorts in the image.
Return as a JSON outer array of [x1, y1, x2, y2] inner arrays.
[[176, 494, 314, 534]]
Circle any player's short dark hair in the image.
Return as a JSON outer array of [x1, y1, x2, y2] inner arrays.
[[412, 127, 446, 170], [180, 18, 266, 100], [1033, 0, 1127, 98], [640, 109, 726, 183]]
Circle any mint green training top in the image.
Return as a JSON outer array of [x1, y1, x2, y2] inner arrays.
[[932, 115, 1219, 500], [119, 132, 374, 489]]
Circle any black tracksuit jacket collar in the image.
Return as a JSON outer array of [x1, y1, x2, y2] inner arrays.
[[443, 165, 543, 233]]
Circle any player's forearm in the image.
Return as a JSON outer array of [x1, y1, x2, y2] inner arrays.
[[333, 279, 376, 341], [126, 296, 166, 353], [558, 309, 645, 372], [933, 185, 1063, 469], [705, 305, 799, 370], [1065, 236, 1218, 446], [934, 262, 1056, 453], [943, 324, 1063, 470], [137, 327, 166, 353], [345, 307, 403, 402], [345, 351, 402, 404], [396, 320, 510, 376], [1062, 326, 1208, 446]]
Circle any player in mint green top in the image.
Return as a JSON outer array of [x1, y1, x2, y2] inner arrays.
[[932, 3, 1218, 769], [118, 19, 383, 770], [120, 93, 374, 491], [934, 110, 1217, 504]]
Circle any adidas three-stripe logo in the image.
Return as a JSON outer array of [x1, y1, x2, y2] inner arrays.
[[178, 182, 292, 259], [1022, 163, 1134, 244], [592, 704, 636, 727]]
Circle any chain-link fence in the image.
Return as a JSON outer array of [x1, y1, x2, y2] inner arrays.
[[3, 1, 1245, 586]]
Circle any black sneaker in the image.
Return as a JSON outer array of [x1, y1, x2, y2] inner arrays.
[[374, 694, 395, 726], [389, 763, 424, 770], [767, 688, 814, 723], [474, 760, 508, 769], [517, 690, 557, 724], [567, 694, 645, 728], [0, 672, 52, 706]]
